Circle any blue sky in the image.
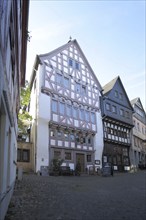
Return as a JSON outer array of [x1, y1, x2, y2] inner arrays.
[[26, 0, 145, 110]]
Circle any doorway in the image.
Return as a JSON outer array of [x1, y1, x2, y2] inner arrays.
[[76, 153, 84, 172]]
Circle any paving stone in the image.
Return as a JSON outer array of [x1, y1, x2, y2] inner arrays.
[[5, 171, 146, 220]]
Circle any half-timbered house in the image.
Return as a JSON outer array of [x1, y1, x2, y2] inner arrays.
[[130, 98, 146, 170], [29, 39, 104, 173], [101, 76, 134, 172]]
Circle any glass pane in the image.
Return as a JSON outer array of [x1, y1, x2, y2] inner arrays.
[[64, 133, 68, 140], [76, 83, 80, 93], [23, 150, 29, 162], [82, 86, 86, 94], [91, 112, 95, 123], [66, 105, 71, 116], [65, 152, 71, 160], [70, 134, 75, 141], [17, 149, 21, 162], [80, 109, 84, 120], [85, 111, 90, 122], [56, 73, 62, 84], [64, 77, 69, 88], [87, 155, 91, 162], [73, 107, 78, 118], [52, 100, 57, 113], [69, 58, 73, 67], [50, 131, 55, 137], [75, 62, 79, 70], [60, 103, 65, 115]]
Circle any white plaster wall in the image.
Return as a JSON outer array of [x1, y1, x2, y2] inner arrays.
[[94, 110, 104, 168], [35, 64, 51, 172], [39, 93, 51, 121], [36, 118, 49, 172]]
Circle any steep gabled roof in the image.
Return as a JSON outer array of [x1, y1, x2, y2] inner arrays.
[[102, 76, 119, 95], [30, 39, 102, 91], [102, 76, 134, 111], [131, 97, 146, 113]]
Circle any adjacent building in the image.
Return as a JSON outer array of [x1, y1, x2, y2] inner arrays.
[[29, 39, 104, 173], [101, 76, 134, 172], [130, 98, 146, 170], [0, 1, 29, 219]]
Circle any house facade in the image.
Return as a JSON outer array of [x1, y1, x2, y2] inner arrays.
[[29, 39, 104, 173], [130, 98, 146, 169], [101, 76, 134, 172], [0, 1, 29, 219], [17, 141, 34, 173]]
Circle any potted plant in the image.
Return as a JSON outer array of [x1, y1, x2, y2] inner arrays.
[[51, 158, 64, 176]]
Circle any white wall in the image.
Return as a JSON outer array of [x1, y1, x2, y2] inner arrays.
[[94, 110, 104, 168], [33, 63, 51, 172]]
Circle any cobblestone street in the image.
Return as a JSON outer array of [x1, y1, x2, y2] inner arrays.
[[5, 171, 146, 220]]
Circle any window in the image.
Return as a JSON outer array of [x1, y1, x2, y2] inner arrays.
[[80, 137, 86, 144], [87, 155, 91, 162], [79, 109, 84, 120], [65, 152, 71, 160], [69, 58, 73, 67], [88, 137, 91, 144], [57, 131, 62, 137], [85, 111, 90, 122], [115, 90, 118, 98], [125, 111, 129, 118], [106, 103, 111, 111], [52, 100, 57, 113], [75, 62, 80, 70], [50, 131, 55, 137], [120, 109, 124, 117], [54, 150, 61, 159], [91, 112, 95, 123], [119, 93, 123, 100], [60, 103, 65, 115], [64, 77, 69, 88], [81, 85, 86, 95], [112, 105, 117, 113], [137, 123, 140, 131], [73, 107, 78, 118], [76, 82, 80, 93], [70, 134, 75, 141], [76, 135, 79, 143], [64, 132, 68, 140], [66, 105, 71, 117], [17, 149, 30, 162], [56, 73, 62, 84], [17, 149, 21, 162]]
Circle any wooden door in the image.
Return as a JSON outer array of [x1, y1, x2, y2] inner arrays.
[[76, 153, 85, 172]]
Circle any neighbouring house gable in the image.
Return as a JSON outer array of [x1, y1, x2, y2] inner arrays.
[[103, 76, 133, 111], [38, 39, 102, 109], [102, 76, 134, 125], [131, 97, 146, 124]]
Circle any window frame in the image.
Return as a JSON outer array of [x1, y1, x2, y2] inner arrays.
[[52, 100, 58, 113]]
